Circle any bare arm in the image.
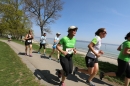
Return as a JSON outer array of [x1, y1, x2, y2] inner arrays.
[[117, 45, 121, 51], [88, 42, 99, 57], [123, 48, 130, 55], [25, 34, 29, 40], [56, 43, 64, 54]]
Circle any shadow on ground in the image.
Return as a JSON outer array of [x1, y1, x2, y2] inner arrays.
[[34, 69, 60, 85], [72, 72, 113, 86], [32, 51, 38, 53], [18, 52, 25, 55], [40, 55, 59, 63]]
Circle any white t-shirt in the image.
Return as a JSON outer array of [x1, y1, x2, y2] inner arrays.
[[40, 36, 46, 44], [87, 36, 101, 58], [53, 36, 60, 45]]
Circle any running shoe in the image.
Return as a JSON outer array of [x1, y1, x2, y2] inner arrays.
[[29, 55, 32, 57], [48, 55, 51, 60], [37, 52, 40, 54], [99, 71, 104, 80], [59, 81, 65, 86], [86, 80, 95, 86], [73, 67, 78, 75], [25, 53, 27, 56], [57, 59, 60, 63]]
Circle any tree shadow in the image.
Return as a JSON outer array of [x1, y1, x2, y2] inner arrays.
[[34, 69, 60, 85]]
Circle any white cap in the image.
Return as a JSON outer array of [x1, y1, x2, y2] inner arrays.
[[68, 26, 78, 32], [56, 32, 61, 35]]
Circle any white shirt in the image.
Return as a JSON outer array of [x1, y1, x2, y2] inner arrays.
[[53, 36, 60, 45], [40, 36, 46, 44], [87, 36, 101, 58]]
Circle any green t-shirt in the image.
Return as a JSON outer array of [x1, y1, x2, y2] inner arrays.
[[59, 36, 76, 56], [118, 41, 130, 62]]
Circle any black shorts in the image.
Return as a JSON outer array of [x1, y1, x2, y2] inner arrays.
[[39, 43, 46, 49], [25, 41, 32, 46], [116, 58, 130, 78], [85, 56, 98, 67]]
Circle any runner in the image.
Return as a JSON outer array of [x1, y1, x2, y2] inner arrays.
[[8, 34, 12, 42], [56, 26, 77, 86], [48, 32, 61, 61], [25, 30, 33, 57], [38, 33, 47, 56], [99, 32, 130, 86], [73, 28, 107, 86]]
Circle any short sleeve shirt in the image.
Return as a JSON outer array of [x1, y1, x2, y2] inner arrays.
[[87, 36, 102, 58], [54, 36, 60, 45], [40, 36, 46, 44], [59, 36, 76, 55], [118, 41, 130, 62]]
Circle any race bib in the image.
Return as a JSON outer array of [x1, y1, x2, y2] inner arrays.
[[66, 48, 73, 54], [28, 40, 32, 42]]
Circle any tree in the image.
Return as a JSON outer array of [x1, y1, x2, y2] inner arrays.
[[0, 0, 32, 39], [23, 0, 63, 35]]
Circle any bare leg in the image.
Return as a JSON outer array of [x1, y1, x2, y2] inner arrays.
[[25, 45, 28, 54], [78, 66, 95, 75], [29, 44, 32, 55], [43, 49, 46, 54], [60, 70, 66, 82], [88, 63, 99, 81], [124, 77, 130, 86], [49, 49, 55, 56], [57, 50, 59, 60]]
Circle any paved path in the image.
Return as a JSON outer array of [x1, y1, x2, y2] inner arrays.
[[0, 40, 119, 86]]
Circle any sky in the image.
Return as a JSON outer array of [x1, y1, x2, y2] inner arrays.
[[33, 0, 130, 45]]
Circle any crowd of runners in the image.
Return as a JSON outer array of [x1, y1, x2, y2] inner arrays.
[[23, 26, 130, 86]]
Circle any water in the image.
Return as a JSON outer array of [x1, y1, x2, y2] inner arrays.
[[34, 37, 120, 59]]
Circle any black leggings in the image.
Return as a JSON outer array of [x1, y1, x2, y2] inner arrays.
[[39, 43, 46, 49], [116, 58, 130, 78], [60, 54, 73, 76]]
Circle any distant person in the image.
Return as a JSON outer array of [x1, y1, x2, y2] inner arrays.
[[99, 32, 130, 86], [8, 34, 12, 42], [73, 28, 107, 86], [48, 32, 61, 61], [25, 30, 33, 57], [56, 26, 77, 86], [38, 33, 47, 56]]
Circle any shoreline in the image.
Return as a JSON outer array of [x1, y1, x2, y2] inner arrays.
[[33, 40, 118, 65]]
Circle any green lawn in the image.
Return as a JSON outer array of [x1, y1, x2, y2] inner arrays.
[[0, 41, 43, 86]]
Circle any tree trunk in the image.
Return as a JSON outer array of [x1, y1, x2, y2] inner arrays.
[[40, 26, 43, 36]]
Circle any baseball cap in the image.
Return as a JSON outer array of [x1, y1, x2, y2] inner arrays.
[[68, 26, 78, 32], [56, 32, 61, 35]]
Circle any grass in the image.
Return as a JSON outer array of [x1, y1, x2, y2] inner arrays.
[[0, 41, 43, 86], [0, 37, 126, 85]]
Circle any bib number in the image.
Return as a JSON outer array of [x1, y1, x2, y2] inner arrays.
[[66, 48, 73, 54], [28, 40, 32, 42]]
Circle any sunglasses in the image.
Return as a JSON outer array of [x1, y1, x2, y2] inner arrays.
[[102, 31, 107, 34]]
